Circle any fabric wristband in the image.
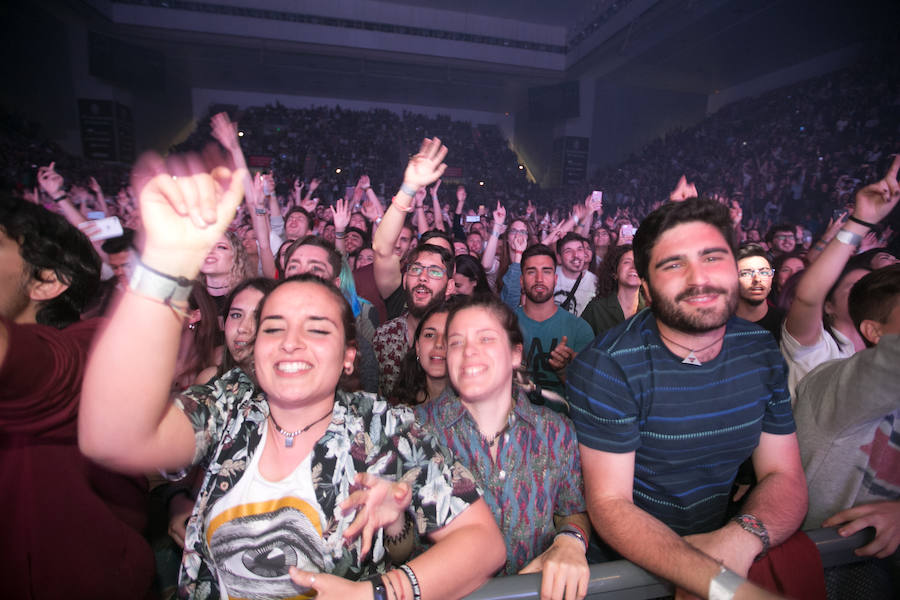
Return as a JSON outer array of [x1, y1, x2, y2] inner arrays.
[[835, 228, 863, 248], [709, 565, 744, 600], [555, 524, 588, 552], [129, 259, 194, 306], [399, 182, 418, 197]]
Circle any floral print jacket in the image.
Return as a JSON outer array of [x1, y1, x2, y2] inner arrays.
[[170, 368, 480, 599]]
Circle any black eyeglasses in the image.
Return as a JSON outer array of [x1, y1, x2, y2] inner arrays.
[[738, 268, 775, 279], [407, 263, 446, 279]]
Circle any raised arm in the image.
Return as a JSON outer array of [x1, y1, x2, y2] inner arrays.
[[429, 180, 445, 232], [372, 138, 448, 298], [481, 201, 506, 271], [79, 152, 246, 473], [246, 173, 277, 279], [785, 153, 899, 346]]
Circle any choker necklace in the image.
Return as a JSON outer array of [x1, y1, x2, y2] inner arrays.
[[479, 405, 514, 448], [270, 409, 332, 448], [658, 330, 725, 366]]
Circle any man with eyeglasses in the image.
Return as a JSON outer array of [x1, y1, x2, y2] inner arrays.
[[373, 243, 454, 397], [735, 244, 784, 342], [766, 224, 797, 257]]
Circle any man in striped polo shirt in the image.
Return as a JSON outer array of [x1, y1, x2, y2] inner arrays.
[[568, 198, 807, 598]]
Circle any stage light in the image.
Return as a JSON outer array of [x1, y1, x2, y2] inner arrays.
[[335, 168, 342, 174], [238, 131, 244, 137], [478, 181, 485, 186]]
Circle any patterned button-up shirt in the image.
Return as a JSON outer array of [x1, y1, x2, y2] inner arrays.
[[416, 390, 586, 573], [170, 368, 480, 599], [373, 314, 409, 397]]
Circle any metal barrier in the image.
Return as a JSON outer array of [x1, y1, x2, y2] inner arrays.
[[465, 527, 875, 599]]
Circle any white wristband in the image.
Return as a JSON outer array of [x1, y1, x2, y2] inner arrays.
[[709, 565, 744, 600]]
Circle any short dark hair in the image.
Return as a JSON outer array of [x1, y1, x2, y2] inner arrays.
[[556, 232, 586, 256], [736, 243, 770, 263], [420, 229, 452, 249], [766, 223, 795, 244], [0, 199, 101, 328], [521, 243, 557, 268], [284, 207, 312, 229], [849, 263, 900, 347], [408, 243, 455, 278], [284, 235, 342, 280], [632, 198, 735, 280], [100, 227, 135, 255]]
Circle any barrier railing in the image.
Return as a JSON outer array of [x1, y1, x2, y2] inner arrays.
[[465, 527, 875, 599]]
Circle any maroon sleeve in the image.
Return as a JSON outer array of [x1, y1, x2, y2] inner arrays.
[[0, 317, 100, 439]]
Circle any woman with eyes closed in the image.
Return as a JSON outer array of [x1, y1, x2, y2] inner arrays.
[[415, 295, 591, 600], [392, 303, 450, 407], [80, 154, 505, 600]]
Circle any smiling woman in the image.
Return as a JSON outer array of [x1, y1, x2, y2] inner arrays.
[[79, 153, 505, 600], [415, 295, 591, 600]]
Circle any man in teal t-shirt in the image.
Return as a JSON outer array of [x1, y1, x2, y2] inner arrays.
[[512, 244, 594, 404]]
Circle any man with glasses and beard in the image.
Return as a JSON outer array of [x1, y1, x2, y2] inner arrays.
[[568, 199, 809, 598], [735, 244, 784, 342], [373, 244, 453, 397]]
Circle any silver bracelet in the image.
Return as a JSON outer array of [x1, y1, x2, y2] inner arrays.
[[709, 565, 744, 600]]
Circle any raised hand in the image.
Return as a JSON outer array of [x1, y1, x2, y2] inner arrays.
[[403, 138, 448, 191], [37, 162, 65, 198], [331, 197, 351, 232], [456, 184, 467, 204], [548, 336, 575, 372], [210, 112, 240, 153], [88, 176, 103, 199], [300, 194, 319, 213], [669, 175, 698, 202], [571, 202, 587, 224], [131, 151, 246, 275], [431, 178, 441, 198], [361, 194, 384, 222], [244, 172, 264, 211], [526, 199, 536, 218], [493, 201, 507, 225], [338, 472, 412, 559], [854, 153, 900, 224], [308, 177, 321, 194]]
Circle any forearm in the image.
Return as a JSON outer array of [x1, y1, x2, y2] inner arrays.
[[415, 204, 429, 234], [430, 195, 444, 231], [414, 499, 505, 599], [372, 188, 413, 297], [500, 262, 521, 309], [481, 225, 502, 270], [589, 496, 720, 597], [80, 285, 195, 473], [739, 466, 808, 548], [785, 220, 866, 343], [251, 213, 277, 278]]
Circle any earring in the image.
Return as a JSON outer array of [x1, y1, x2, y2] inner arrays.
[[188, 322, 197, 331]]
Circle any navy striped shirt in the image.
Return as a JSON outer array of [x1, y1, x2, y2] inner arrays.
[[567, 309, 795, 535]]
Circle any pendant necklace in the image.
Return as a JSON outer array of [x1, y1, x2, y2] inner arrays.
[[270, 409, 332, 448], [658, 330, 725, 366], [479, 405, 514, 448]]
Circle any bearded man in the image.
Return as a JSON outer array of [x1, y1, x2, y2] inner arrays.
[[568, 198, 810, 597], [373, 243, 453, 397]]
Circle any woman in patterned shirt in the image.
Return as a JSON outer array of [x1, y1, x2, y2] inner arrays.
[[416, 295, 592, 600], [80, 152, 505, 600]]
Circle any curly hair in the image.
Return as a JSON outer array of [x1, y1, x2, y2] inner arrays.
[[0, 199, 100, 328], [201, 230, 253, 293]]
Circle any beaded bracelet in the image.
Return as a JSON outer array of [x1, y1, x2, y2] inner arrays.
[[398, 564, 421, 600]]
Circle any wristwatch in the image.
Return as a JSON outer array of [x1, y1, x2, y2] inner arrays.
[[731, 513, 770, 558]]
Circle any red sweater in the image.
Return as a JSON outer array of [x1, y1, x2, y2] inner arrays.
[[0, 318, 154, 599]]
